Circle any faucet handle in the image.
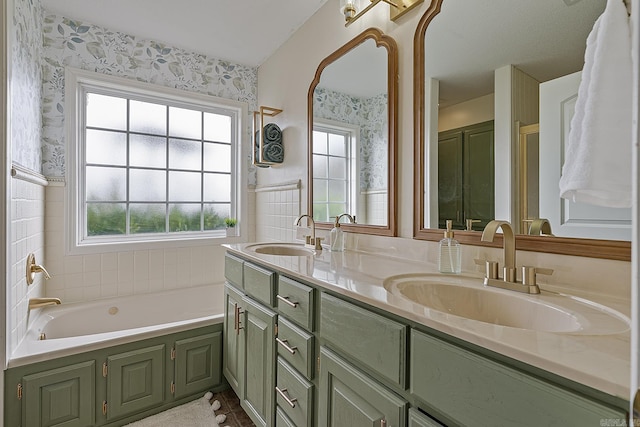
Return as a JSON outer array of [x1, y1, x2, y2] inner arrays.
[[521, 266, 553, 286], [312, 237, 324, 250]]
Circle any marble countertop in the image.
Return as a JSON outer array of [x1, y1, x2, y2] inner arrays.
[[224, 242, 630, 401]]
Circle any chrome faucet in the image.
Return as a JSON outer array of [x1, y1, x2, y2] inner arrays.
[[295, 214, 323, 251], [480, 220, 550, 294], [29, 297, 61, 310]]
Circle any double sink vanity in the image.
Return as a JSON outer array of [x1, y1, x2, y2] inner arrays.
[[223, 239, 630, 427]]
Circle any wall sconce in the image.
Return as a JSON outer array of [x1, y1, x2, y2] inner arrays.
[[340, 0, 424, 26], [253, 106, 284, 168]]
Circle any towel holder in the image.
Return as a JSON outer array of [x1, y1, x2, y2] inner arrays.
[[253, 105, 283, 167]]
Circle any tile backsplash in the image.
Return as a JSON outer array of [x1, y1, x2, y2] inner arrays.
[[255, 180, 301, 242]]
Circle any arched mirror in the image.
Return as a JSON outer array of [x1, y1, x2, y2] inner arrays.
[[308, 28, 398, 236], [414, 0, 630, 260]]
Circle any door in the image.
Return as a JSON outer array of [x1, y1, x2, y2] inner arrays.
[[242, 295, 277, 427], [106, 345, 165, 420], [174, 332, 222, 399], [22, 361, 95, 427], [539, 71, 631, 240], [223, 283, 245, 395], [318, 346, 406, 427]]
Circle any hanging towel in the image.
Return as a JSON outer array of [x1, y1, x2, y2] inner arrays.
[[558, 0, 632, 208]]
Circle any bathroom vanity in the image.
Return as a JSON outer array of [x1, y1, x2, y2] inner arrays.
[[223, 243, 629, 427]]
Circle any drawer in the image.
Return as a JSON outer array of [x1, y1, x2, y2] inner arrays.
[[410, 329, 626, 427], [224, 253, 244, 288], [277, 317, 314, 380], [243, 262, 276, 306], [408, 407, 445, 427], [320, 292, 407, 388], [276, 358, 313, 427], [277, 276, 314, 331], [275, 406, 297, 427]]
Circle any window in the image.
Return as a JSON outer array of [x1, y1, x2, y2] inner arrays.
[[312, 121, 359, 223], [66, 68, 247, 253]]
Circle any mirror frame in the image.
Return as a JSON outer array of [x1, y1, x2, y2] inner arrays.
[[412, 0, 630, 261], [308, 27, 398, 236]]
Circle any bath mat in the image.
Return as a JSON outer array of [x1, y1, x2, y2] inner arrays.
[[125, 392, 228, 427]]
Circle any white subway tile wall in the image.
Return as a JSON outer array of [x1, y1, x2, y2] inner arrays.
[[43, 184, 247, 304], [255, 185, 301, 242], [10, 177, 46, 352]]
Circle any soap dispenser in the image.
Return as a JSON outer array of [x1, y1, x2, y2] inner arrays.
[[438, 220, 461, 274], [330, 218, 345, 252]]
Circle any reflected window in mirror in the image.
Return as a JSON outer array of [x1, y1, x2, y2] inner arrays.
[[312, 123, 358, 222], [308, 28, 398, 236], [413, 0, 630, 260]]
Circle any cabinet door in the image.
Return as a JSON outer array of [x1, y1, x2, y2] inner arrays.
[[318, 346, 406, 427], [174, 332, 222, 399], [224, 283, 245, 395], [22, 361, 95, 427], [463, 121, 494, 229], [242, 295, 277, 427], [438, 129, 463, 228], [106, 344, 165, 421]]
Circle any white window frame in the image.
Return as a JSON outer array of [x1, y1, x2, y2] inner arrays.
[[312, 118, 360, 223], [65, 67, 248, 254]]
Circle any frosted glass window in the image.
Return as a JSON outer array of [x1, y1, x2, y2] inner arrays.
[[169, 171, 201, 202], [204, 143, 231, 172], [169, 106, 201, 139], [130, 134, 166, 168], [130, 100, 167, 135], [312, 125, 355, 223], [130, 204, 166, 234], [86, 167, 126, 201], [204, 113, 231, 143], [72, 69, 240, 245], [86, 93, 126, 130], [204, 173, 231, 202], [169, 204, 201, 232], [169, 138, 201, 170], [204, 204, 230, 230], [130, 169, 166, 202], [86, 130, 127, 166]]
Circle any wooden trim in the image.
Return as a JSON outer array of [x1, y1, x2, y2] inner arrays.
[[411, 0, 630, 262], [308, 27, 398, 237]]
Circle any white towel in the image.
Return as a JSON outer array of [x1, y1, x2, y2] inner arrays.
[[558, 0, 632, 208]]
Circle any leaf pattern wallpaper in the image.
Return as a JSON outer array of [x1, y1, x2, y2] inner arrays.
[[41, 13, 259, 183], [313, 87, 388, 191], [12, 0, 44, 172]]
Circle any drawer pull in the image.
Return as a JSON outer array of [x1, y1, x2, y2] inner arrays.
[[276, 337, 298, 354], [277, 294, 299, 308], [234, 303, 244, 335], [275, 386, 297, 408]]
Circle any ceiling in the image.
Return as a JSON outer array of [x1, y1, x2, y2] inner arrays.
[[425, 0, 606, 108], [40, 0, 329, 67]]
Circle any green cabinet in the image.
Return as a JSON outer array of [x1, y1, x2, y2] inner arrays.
[[174, 332, 222, 399], [223, 283, 245, 394], [318, 346, 407, 427], [21, 361, 95, 427], [6, 325, 224, 427], [242, 294, 277, 427], [408, 408, 443, 427], [410, 329, 626, 426], [438, 120, 494, 230], [106, 345, 165, 421]]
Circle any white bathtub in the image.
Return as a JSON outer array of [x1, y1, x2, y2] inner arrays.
[[9, 283, 225, 368]]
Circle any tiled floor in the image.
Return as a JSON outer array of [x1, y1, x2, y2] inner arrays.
[[211, 389, 255, 427]]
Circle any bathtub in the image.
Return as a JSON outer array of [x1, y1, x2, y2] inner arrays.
[[9, 283, 225, 368]]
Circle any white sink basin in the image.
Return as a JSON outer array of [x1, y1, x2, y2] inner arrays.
[[245, 243, 315, 257], [384, 274, 629, 334]]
